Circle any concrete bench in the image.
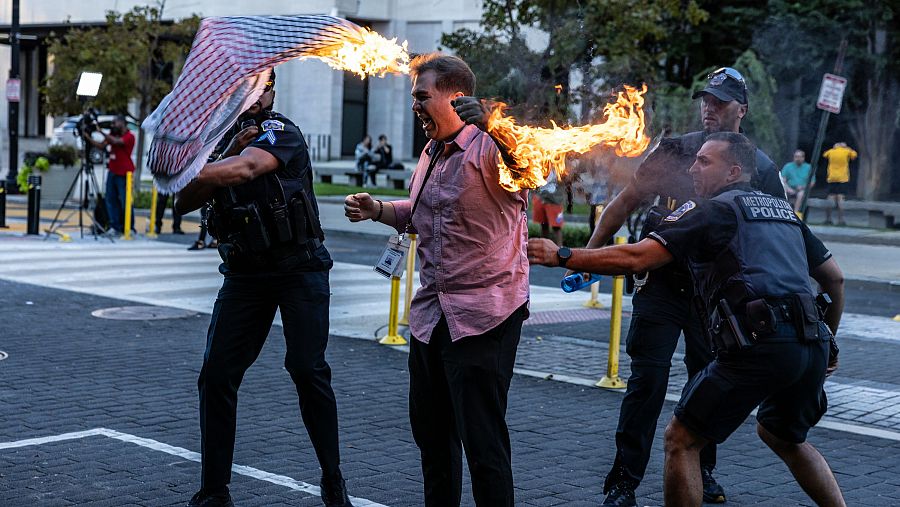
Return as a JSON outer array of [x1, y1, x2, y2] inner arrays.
[[381, 169, 411, 190], [314, 166, 348, 184], [807, 198, 900, 228], [345, 171, 365, 187]]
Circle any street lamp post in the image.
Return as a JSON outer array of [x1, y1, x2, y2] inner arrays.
[[5, 0, 20, 193]]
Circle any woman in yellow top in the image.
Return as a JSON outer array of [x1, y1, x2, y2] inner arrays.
[[822, 141, 857, 225]]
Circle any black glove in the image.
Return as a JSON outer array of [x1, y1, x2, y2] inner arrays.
[[451, 96, 490, 132]]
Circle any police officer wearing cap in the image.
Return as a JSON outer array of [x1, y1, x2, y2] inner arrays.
[[530, 132, 845, 507], [574, 67, 786, 506], [176, 70, 353, 507]]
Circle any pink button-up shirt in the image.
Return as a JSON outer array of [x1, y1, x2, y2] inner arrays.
[[392, 125, 530, 343]]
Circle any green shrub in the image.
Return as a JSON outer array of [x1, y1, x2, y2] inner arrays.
[[16, 156, 52, 193], [47, 144, 79, 167]]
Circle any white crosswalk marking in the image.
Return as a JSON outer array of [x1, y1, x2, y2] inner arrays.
[[0, 238, 585, 340]]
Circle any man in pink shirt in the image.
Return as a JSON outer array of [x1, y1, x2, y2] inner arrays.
[[344, 53, 529, 506]]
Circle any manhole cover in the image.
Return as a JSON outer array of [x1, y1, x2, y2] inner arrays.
[[0, 351, 8, 361], [91, 306, 197, 321]]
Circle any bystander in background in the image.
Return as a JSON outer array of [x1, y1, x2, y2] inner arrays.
[[780, 149, 813, 212], [822, 142, 857, 225]]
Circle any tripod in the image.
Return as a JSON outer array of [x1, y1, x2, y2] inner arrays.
[[45, 139, 111, 241]]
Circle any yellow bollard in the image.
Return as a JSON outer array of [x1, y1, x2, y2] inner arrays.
[[584, 204, 605, 309], [597, 236, 627, 389], [379, 276, 408, 345], [123, 171, 134, 240], [399, 233, 417, 326], [147, 186, 159, 238]]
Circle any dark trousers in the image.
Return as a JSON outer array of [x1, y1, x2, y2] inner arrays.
[[104, 172, 133, 233], [198, 269, 340, 491], [409, 304, 526, 507], [606, 281, 717, 488], [154, 193, 182, 232]]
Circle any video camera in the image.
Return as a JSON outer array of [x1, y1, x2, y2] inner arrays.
[[75, 108, 100, 138]]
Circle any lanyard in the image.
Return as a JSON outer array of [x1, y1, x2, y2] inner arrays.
[[403, 140, 445, 235]]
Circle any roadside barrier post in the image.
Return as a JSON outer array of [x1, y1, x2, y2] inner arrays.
[[26, 174, 41, 235], [379, 276, 408, 345], [123, 172, 134, 240], [597, 236, 627, 389], [584, 204, 605, 308], [399, 233, 417, 326], [147, 186, 159, 238], [0, 181, 7, 228]]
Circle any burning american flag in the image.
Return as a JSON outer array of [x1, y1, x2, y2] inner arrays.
[[143, 15, 410, 193]]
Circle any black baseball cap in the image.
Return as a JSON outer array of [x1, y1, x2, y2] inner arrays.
[[692, 67, 748, 105]]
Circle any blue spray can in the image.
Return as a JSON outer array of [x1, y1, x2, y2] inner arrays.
[[561, 272, 601, 293]]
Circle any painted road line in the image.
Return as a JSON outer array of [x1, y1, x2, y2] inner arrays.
[[0, 428, 389, 507]]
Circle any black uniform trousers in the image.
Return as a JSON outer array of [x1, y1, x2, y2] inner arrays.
[[153, 193, 182, 232], [198, 268, 340, 492], [408, 304, 527, 507], [606, 278, 717, 488]]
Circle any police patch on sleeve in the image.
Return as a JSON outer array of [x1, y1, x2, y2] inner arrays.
[[735, 194, 799, 223], [256, 130, 277, 145], [260, 119, 285, 132], [663, 200, 696, 222]]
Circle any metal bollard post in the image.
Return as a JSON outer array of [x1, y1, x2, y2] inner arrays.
[[379, 276, 408, 345], [399, 233, 417, 326], [0, 180, 7, 228], [123, 171, 134, 240], [26, 174, 41, 235], [597, 236, 627, 389], [147, 186, 159, 238], [584, 204, 605, 308]]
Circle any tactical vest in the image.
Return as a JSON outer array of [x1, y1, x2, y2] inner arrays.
[[210, 170, 324, 268], [689, 189, 820, 349]]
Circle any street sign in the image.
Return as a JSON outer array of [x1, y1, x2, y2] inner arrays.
[[817, 73, 847, 114], [5, 78, 20, 102]]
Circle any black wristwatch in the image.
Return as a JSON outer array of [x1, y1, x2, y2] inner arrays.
[[557, 247, 572, 268]]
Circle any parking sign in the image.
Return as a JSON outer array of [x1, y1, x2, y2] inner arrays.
[[817, 73, 847, 114]]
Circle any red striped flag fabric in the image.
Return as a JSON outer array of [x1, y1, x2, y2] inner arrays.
[[143, 15, 403, 193]]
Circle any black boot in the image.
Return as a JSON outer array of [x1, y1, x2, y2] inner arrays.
[[701, 465, 726, 503], [321, 472, 354, 507], [602, 463, 638, 507], [186, 487, 234, 507]]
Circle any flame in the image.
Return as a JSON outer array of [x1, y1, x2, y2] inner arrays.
[[488, 84, 650, 192], [312, 26, 410, 78]]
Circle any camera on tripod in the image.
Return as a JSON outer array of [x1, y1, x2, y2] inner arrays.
[[75, 108, 100, 138]]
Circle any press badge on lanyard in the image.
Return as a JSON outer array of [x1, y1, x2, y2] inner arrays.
[[373, 140, 444, 279], [375, 234, 410, 279]]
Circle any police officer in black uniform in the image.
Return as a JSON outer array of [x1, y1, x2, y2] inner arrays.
[[528, 132, 845, 507], [176, 70, 353, 507], [574, 67, 785, 506]]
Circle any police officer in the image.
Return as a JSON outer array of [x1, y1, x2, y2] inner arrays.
[[528, 132, 845, 507], [574, 67, 786, 506], [176, 70, 353, 507]]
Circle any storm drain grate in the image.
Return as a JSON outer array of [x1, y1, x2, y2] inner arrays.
[[91, 306, 197, 321]]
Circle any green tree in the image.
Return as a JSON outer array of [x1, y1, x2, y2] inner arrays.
[[43, 3, 200, 174], [440, 0, 779, 137], [755, 0, 900, 200]]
